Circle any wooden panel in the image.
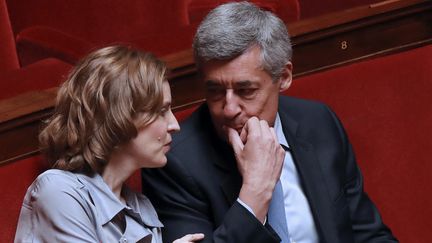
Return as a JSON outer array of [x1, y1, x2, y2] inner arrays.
[[0, 117, 42, 163], [0, 89, 56, 164], [1, 0, 431, 165], [291, 0, 432, 76]]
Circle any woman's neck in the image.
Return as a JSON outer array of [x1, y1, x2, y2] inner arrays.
[[102, 151, 138, 203]]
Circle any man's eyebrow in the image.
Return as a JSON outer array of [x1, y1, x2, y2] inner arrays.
[[234, 80, 256, 88]]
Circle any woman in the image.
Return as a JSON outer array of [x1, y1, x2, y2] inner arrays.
[[14, 46, 204, 243]]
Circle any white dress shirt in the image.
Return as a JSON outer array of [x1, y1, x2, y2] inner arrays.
[[274, 113, 319, 243]]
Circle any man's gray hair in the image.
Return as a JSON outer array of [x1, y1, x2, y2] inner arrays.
[[193, 1, 292, 80]]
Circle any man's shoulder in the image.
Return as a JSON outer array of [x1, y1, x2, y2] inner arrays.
[[278, 95, 343, 135], [280, 94, 327, 108], [279, 95, 330, 117]]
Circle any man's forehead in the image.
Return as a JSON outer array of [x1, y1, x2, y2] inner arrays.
[[201, 49, 263, 72]]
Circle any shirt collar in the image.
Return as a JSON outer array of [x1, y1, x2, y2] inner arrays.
[[76, 173, 163, 228], [123, 186, 163, 228], [274, 112, 290, 149]]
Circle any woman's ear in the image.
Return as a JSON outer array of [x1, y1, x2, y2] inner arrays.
[[279, 62, 293, 92]]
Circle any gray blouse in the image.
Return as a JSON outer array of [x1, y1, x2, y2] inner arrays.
[[15, 169, 163, 243]]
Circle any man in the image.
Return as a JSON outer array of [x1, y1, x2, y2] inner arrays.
[[142, 2, 397, 243]]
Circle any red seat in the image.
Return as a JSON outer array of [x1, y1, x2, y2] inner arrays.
[[0, 156, 48, 243], [286, 45, 432, 243]]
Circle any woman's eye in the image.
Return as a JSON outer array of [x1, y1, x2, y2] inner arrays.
[[160, 105, 173, 116], [160, 108, 168, 115]]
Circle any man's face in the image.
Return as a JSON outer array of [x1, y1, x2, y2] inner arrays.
[[202, 46, 292, 140]]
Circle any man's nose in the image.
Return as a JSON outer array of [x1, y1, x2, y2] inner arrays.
[[223, 90, 241, 119]]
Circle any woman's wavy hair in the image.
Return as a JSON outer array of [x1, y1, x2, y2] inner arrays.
[[39, 45, 167, 175]]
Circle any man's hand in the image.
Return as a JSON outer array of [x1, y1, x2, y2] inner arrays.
[[227, 117, 285, 223]]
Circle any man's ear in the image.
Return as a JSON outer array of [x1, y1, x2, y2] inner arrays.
[[279, 62, 293, 92]]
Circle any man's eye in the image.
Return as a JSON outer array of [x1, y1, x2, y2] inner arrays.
[[206, 88, 225, 100], [236, 88, 256, 98]]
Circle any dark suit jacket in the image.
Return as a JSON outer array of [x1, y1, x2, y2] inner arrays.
[[142, 96, 398, 243]]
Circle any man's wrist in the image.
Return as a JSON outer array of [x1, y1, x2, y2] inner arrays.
[[237, 198, 267, 225], [239, 187, 271, 223]]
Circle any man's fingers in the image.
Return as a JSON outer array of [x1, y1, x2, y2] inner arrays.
[[173, 233, 205, 243], [228, 127, 244, 153], [244, 116, 261, 139], [188, 233, 205, 241], [259, 120, 277, 141], [239, 125, 248, 143]]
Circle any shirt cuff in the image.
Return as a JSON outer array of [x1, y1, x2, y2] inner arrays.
[[236, 198, 267, 225]]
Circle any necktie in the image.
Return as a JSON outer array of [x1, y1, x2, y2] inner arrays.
[[268, 180, 290, 243]]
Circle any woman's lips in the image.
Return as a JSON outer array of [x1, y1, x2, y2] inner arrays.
[[163, 142, 172, 153]]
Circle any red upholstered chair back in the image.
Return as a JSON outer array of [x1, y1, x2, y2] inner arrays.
[[0, 59, 71, 100], [5, 0, 193, 65], [0, 0, 19, 72], [0, 0, 72, 100], [6, 0, 189, 44], [284, 45, 432, 243]]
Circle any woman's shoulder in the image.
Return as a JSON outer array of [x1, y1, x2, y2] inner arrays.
[[16, 170, 100, 242], [33, 169, 82, 189], [26, 169, 86, 203]]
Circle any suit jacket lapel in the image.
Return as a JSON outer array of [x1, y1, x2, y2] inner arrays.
[[278, 107, 336, 243]]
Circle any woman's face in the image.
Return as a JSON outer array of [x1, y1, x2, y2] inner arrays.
[[122, 81, 180, 168]]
